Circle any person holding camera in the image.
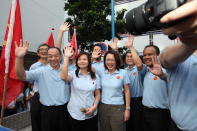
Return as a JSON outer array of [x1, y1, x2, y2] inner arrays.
[[158, 0, 197, 130], [125, 0, 197, 130]]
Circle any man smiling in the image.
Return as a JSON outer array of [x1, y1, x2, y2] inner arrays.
[[15, 41, 70, 131]]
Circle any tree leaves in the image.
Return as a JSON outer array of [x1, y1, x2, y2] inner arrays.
[[64, 0, 126, 53]]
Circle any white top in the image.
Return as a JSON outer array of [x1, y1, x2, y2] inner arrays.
[[67, 71, 101, 120]]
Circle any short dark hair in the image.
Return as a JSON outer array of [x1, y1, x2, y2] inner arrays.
[[124, 50, 132, 62], [144, 45, 160, 55], [104, 50, 121, 70], [92, 44, 102, 51], [48, 47, 62, 56], [125, 50, 131, 56], [37, 43, 50, 53], [75, 52, 96, 79]]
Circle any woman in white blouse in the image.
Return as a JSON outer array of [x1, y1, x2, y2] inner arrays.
[[61, 46, 101, 131]]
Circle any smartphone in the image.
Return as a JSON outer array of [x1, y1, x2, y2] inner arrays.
[[80, 108, 87, 113]]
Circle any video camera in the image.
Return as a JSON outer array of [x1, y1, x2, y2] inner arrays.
[[125, 0, 186, 35]]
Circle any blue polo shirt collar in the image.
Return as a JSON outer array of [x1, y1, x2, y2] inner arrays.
[[78, 71, 90, 76], [48, 64, 61, 71], [104, 69, 120, 74], [92, 60, 103, 64], [125, 66, 136, 71]]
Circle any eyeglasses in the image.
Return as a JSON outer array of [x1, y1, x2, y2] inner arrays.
[[38, 48, 48, 51]]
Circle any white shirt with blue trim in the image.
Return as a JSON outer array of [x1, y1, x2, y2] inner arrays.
[[67, 71, 101, 120]]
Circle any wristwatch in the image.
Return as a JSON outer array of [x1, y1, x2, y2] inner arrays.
[[126, 106, 131, 110]]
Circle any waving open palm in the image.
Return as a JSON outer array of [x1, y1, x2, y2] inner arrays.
[[59, 22, 71, 32], [148, 56, 163, 76], [15, 40, 29, 58], [125, 34, 134, 48]]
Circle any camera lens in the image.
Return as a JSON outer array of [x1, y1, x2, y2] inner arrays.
[[125, 4, 149, 35]]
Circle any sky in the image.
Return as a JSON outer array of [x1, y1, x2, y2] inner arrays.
[[0, 0, 175, 53], [0, 0, 66, 52]]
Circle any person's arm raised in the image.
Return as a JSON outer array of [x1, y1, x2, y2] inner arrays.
[[160, 0, 197, 68], [15, 40, 29, 81], [109, 37, 119, 51], [125, 34, 143, 71], [60, 46, 73, 82], [56, 22, 71, 49], [149, 56, 167, 81]]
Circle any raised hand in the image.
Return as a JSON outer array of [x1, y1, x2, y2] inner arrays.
[[15, 40, 29, 58], [59, 22, 71, 32], [64, 46, 74, 58], [92, 50, 102, 59], [148, 56, 164, 77], [125, 34, 134, 48], [109, 37, 118, 50]]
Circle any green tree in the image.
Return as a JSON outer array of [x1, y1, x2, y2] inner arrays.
[[64, 0, 126, 52]]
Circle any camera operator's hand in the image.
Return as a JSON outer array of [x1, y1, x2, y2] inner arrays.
[[160, 0, 197, 49]]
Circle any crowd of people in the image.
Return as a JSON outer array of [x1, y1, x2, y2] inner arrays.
[[13, 1, 197, 131]]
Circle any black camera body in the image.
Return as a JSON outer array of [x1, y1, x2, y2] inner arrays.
[[125, 0, 186, 35]]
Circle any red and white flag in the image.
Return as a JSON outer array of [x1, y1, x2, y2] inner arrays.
[[70, 26, 78, 59], [0, 0, 24, 107]]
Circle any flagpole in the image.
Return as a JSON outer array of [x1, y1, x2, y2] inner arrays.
[[0, 74, 8, 125], [0, 0, 23, 125], [111, 0, 115, 39]]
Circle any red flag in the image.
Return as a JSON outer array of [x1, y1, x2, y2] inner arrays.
[[0, 0, 24, 107], [45, 32, 54, 47], [70, 26, 78, 59]]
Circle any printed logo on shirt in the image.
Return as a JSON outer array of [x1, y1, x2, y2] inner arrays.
[[193, 63, 197, 66], [133, 72, 136, 76], [153, 76, 158, 80], [116, 76, 120, 79]]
